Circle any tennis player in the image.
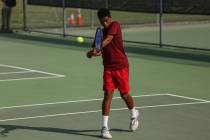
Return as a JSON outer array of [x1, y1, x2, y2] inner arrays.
[[87, 8, 139, 139]]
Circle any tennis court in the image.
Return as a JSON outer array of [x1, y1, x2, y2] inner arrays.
[[0, 29, 210, 140]]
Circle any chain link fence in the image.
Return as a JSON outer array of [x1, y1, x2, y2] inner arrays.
[[1, 0, 210, 51]]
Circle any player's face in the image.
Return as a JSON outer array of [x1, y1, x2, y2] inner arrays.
[[99, 16, 112, 28]]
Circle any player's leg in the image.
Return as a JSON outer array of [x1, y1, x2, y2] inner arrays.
[[101, 70, 115, 139], [120, 93, 134, 109], [101, 92, 114, 139], [115, 67, 134, 110], [115, 67, 140, 131], [120, 93, 139, 131], [102, 91, 114, 116]]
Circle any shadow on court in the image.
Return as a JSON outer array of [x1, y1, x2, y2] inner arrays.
[[0, 32, 92, 49], [1, 32, 210, 64], [0, 125, 130, 138], [124, 44, 210, 64]]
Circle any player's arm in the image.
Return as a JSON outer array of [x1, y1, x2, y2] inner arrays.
[[91, 35, 113, 57], [90, 35, 113, 57], [87, 33, 113, 58], [101, 35, 114, 48]]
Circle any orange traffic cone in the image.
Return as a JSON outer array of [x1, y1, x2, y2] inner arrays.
[[77, 9, 83, 25], [69, 14, 75, 25]]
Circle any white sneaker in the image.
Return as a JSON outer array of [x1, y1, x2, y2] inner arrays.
[[101, 127, 112, 139], [130, 109, 139, 131]]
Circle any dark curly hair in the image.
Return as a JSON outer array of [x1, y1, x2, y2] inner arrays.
[[97, 8, 111, 19]]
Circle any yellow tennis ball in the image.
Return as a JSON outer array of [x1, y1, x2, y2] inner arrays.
[[76, 36, 84, 43]]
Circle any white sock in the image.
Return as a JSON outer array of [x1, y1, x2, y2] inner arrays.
[[102, 116, 109, 128], [130, 108, 137, 119]]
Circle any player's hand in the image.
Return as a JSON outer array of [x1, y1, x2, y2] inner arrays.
[[92, 49, 102, 56], [86, 50, 93, 58], [86, 49, 101, 59]]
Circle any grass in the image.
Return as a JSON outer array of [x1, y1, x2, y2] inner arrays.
[[1, 1, 210, 29]]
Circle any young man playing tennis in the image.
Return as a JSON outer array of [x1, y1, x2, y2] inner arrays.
[[87, 8, 139, 139]]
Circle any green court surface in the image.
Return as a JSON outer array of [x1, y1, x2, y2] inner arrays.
[[0, 31, 210, 140]]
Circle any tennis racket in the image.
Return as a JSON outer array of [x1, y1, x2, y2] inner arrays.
[[94, 27, 103, 51]]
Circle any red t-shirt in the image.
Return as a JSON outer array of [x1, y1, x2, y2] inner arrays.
[[102, 21, 129, 70]]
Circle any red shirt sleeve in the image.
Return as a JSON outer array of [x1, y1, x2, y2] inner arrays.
[[107, 22, 119, 36]]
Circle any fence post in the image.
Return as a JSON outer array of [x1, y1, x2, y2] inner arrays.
[[62, 0, 66, 36], [90, 10, 94, 28], [159, 0, 163, 48], [106, 0, 109, 8], [23, 0, 27, 31]]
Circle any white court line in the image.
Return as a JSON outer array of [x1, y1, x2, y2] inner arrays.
[[0, 64, 65, 82], [166, 93, 209, 102], [0, 71, 33, 75], [0, 100, 210, 122], [0, 76, 64, 82], [0, 94, 169, 110], [0, 64, 65, 77]]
